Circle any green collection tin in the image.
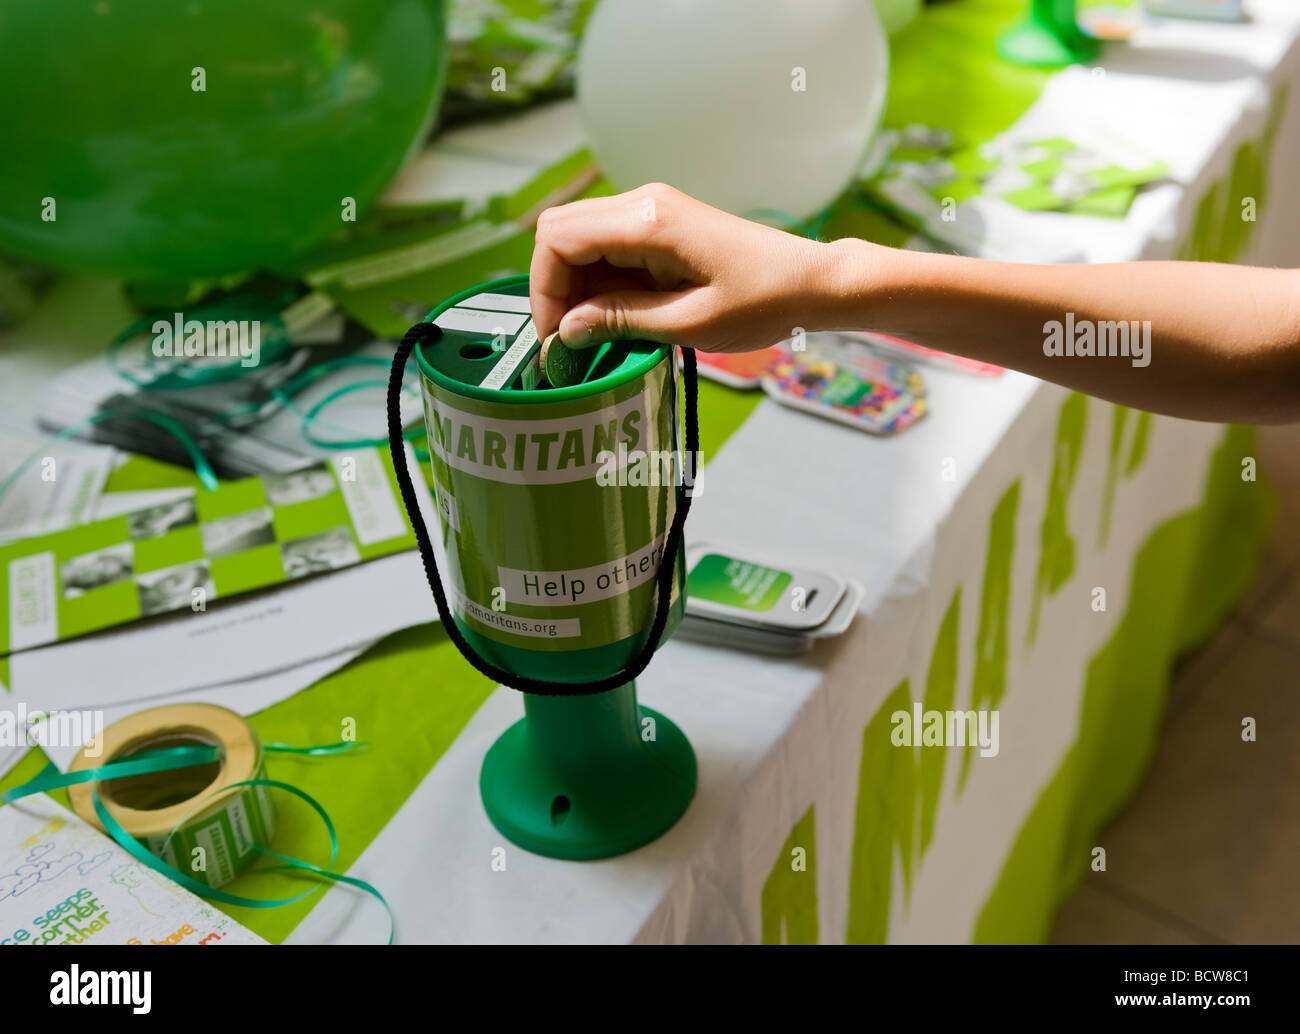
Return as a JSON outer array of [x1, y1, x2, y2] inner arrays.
[[416, 275, 685, 678], [411, 275, 696, 860]]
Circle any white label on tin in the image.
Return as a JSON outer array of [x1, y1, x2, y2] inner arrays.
[[425, 389, 656, 486], [457, 592, 581, 639], [469, 292, 532, 315], [434, 306, 528, 337], [479, 319, 539, 390], [496, 533, 669, 607]]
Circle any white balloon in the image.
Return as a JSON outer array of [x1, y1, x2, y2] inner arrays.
[[577, 0, 890, 222]]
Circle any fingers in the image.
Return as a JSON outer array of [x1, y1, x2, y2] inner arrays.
[[529, 185, 692, 339], [559, 288, 701, 349]]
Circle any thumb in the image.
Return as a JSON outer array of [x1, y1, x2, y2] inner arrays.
[[560, 289, 696, 348]]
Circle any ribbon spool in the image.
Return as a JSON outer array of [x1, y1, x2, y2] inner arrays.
[[67, 704, 274, 889]]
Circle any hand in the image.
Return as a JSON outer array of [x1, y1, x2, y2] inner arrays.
[[529, 183, 848, 353]]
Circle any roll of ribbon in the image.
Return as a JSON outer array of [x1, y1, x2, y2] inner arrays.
[[67, 703, 274, 889], [3, 703, 396, 941]]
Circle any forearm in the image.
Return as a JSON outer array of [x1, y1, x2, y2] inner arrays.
[[815, 240, 1300, 423]]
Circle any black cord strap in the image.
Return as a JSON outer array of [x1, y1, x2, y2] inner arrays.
[[387, 320, 700, 696]]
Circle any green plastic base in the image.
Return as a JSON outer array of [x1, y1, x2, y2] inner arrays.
[[479, 682, 696, 860], [997, 5, 1100, 68]]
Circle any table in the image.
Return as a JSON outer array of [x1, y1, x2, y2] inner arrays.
[[3, 0, 1297, 944]]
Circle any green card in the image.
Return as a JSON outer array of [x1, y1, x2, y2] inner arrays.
[[687, 553, 792, 612]]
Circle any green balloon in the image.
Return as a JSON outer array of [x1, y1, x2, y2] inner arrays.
[[0, 1, 446, 280]]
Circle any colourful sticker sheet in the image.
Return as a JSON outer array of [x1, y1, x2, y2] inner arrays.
[[760, 338, 928, 436]]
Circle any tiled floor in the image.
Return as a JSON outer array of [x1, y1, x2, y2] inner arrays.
[[1051, 423, 1300, 944]]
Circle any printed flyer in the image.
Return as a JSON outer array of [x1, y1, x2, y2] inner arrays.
[[0, 794, 263, 946], [1, 446, 429, 653]]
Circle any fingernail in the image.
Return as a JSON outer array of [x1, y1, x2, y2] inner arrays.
[[562, 314, 594, 348]]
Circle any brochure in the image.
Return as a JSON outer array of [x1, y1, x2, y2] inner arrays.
[[1, 447, 424, 653]]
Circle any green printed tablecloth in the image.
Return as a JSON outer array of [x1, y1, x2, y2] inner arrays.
[[3, 0, 1298, 943]]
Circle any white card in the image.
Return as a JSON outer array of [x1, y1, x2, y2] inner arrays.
[[0, 433, 117, 545]]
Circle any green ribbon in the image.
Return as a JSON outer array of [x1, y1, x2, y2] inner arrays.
[[270, 355, 425, 453], [106, 293, 294, 391], [0, 343, 433, 513], [0, 744, 221, 802], [1, 743, 394, 943], [0, 408, 220, 507], [264, 740, 371, 757]]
